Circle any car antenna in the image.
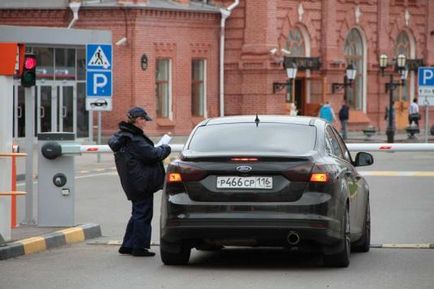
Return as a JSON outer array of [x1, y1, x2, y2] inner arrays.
[[255, 113, 260, 127]]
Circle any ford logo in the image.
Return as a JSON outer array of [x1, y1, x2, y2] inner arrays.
[[236, 165, 252, 173]]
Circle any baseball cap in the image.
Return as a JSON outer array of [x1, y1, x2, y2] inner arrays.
[[127, 107, 152, 121]]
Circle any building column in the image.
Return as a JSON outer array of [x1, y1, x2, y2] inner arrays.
[[377, 0, 390, 55], [321, 0, 338, 68], [241, 0, 277, 55], [239, 0, 284, 115], [426, 0, 434, 65]]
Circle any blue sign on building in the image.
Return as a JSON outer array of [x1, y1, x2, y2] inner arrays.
[[418, 67, 434, 87], [86, 44, 113, 111]]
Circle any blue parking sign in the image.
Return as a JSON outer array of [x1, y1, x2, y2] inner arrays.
[[418, 67, 434, 98], [86, 70, 112, 97], [86, 44, 113, 111]]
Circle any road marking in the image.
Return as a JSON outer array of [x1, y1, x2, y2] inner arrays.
[[381, 243, 432, 249], [359, 171, 434, 177], [89, 240, 160, 246], [89, 241, 434, 249]]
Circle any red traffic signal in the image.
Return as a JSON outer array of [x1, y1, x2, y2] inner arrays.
[[24, 55, 37, 70], [21, 54, 37, 87]]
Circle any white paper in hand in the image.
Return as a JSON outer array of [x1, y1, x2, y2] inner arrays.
[[156, 134, 172, 146]]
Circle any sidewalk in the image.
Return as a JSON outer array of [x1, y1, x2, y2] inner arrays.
[[1, 130, 433, 260]]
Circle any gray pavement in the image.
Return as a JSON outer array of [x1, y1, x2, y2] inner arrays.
[[2, 129, 434, 259]]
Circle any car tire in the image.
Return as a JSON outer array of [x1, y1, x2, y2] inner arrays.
[[324, 206, 350, 268], [352, 199, 371, 252], [160, 241, 191, 266]]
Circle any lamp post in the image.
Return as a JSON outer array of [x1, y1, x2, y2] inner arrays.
[[379, 53, 408, 143], [272, 62, 298, 114], [286, 62, 298, 115], [332, 63, 357, 101]]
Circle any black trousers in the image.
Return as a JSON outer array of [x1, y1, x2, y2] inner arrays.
[[408, 115, 419, 127], [121, 195, 154, 249]]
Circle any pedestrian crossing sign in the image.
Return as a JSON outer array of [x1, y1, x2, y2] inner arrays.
[[86, 43, 113, 111], [86, 44, 112, 71]]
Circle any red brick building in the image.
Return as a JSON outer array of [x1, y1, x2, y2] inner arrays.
[[1, 0, 433, 138]]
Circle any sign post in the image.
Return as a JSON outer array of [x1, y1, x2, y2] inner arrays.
[[86, 44, 112, 162], [417, 67, 434, 143]]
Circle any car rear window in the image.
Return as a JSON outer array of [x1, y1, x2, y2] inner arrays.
[[188, 122, 316, 154]]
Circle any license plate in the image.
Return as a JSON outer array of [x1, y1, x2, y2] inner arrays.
[[216, 176, 273, 189]]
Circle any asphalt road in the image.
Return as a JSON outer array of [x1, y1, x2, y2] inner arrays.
[[1, 152, 434, 289]]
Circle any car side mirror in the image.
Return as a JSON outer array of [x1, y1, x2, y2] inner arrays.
[[354, 152, 374, 167]]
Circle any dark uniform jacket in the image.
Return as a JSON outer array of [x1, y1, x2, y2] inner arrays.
[[108, 121, 171, 201]]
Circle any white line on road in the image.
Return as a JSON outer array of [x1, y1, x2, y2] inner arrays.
[[89, 240, 434, 249], [359, 171, 434, 177]]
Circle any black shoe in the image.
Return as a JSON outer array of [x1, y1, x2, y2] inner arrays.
[[118, 246, 132, 255], [131, 248, 156, 257]]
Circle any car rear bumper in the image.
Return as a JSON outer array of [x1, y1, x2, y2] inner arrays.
[[161, 192, 345, 248]]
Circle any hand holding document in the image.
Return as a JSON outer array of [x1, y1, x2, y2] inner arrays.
[[156, 133, 172, 146]]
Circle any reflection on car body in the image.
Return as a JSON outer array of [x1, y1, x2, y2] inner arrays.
[[160, 115, 373, 267]]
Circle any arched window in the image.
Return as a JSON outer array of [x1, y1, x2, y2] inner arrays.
[[286, 28, 305, 57], [344, 28, 364, 110], [395, 31, 410, 101]]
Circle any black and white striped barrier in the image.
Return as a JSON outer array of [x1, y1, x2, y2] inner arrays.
[[41, 142, 434, 160], [346, 143, 434, 152]]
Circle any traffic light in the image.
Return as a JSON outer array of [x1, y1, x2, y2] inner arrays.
[[21, 53, 37, 87]]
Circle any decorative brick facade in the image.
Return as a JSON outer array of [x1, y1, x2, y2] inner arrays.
[[1, 0, 433, 136]]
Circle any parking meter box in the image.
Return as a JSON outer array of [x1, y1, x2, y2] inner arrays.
[[37, 133, 76, 227]]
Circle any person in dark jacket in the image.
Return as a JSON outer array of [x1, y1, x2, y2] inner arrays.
[[338, 100, 350, 140], [108, 107, 171, 257]]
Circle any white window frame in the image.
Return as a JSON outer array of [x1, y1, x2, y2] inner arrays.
[[156, 58, 173, 119], [191, 59, 207, 118]]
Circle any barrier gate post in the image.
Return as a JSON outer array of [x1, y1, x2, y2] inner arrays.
[[37, 133, 76, 227]]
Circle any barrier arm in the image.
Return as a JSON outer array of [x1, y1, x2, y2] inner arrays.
[[52, 143, 434, 157], [346, 143, 434, 152]]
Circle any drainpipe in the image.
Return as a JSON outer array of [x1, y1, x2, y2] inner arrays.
[[219, 0, 239, 117], [67, 1, 81, 29]]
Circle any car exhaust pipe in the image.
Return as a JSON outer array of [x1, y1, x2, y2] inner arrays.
[[287, 231, 300, 245]]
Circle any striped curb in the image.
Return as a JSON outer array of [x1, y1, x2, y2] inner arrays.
[[0, 223, 101, 260]]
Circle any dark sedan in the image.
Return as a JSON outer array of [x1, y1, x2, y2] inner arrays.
[[160, 115, 373, 267]]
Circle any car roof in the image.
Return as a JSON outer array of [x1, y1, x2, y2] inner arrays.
[[202, 115, 326, 127]]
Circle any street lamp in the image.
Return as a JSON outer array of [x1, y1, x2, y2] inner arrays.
[[286, 62, 298, 80], [273, 62, 298, 115], [379, 53, 408, 143], [332, 63, 357, 101]]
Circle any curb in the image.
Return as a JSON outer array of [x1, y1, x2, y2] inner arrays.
[[0, 223, 101, 260]]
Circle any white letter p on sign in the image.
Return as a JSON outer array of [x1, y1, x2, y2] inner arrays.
[[423, 70, 434, 85], [93, 73, 108, 94]]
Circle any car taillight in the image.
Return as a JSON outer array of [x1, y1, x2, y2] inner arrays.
[[166, 161, 206, 183], [282, 162, 314, 182], [310, 173, 329, 183], [309, 164, 331, 183], [167, 172, 182, 183]]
